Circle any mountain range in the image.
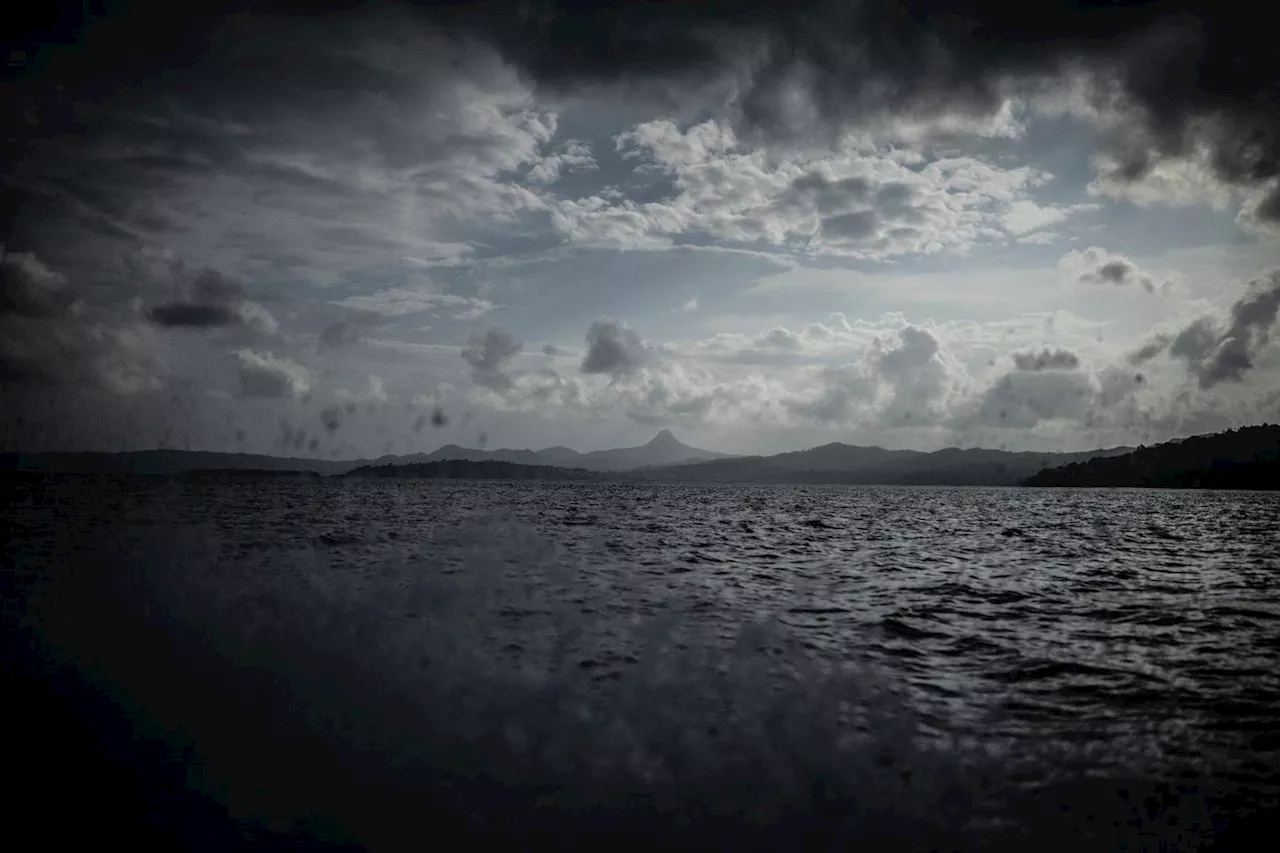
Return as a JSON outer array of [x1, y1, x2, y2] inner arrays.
[[359, 429, 731, 471], [0, 430, 727, 477], [4, 429, 1137, 486]]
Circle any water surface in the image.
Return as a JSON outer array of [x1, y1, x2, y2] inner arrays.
[[5, 479, 1279, 850]]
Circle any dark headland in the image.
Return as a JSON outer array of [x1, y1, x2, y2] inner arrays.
[[1024, 424, 1280, 489]]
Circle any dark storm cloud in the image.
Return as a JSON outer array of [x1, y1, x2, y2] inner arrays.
[[9, 1, 1280, 227], [1128, 270, 1280, 388], [1013, 348, 1081, 371], [411, 1, 1280, 215], [145, 267, 277, 333], [147, 303, 240, 328], [581, 319, 650, 377], [461, 327, 521, 390]]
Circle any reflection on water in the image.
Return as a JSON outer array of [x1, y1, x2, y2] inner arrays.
[[4, 479, 1279, 850]]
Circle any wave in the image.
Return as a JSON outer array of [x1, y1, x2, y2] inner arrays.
[[6, 504, 1274, 850]]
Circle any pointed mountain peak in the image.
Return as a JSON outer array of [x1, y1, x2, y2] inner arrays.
[[647, 429, 681, 447]]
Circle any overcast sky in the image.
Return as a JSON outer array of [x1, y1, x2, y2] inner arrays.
[[3, 0, 1279, 457]]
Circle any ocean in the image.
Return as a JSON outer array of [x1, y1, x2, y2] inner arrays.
[[4, 478, 1279, 851]]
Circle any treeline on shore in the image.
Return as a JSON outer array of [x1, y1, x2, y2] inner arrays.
[[1024, 424, 1280, 489]]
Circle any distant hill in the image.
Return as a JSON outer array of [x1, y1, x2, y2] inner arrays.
[[0, 450, 353, 476], [3, 431, 1135, 485], [0, 431, 725, 476], [577, 429, 731, 470], [1025, 425, 1280, 488], [386, 429, 731, 471], [631, 444, 1132, 486], [344, 460, 608, 481]]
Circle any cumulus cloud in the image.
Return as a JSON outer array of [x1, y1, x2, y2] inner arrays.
[[561, 119, 1060, 258], [1058, 247, 1173, 293], [1125, 270, 1280, 389], [971, 369, 1096, 430], [787, 363, 877, 424], [229, 350, 312, 398], [146, 267, 277, 334], [1013, 348, 1081, 371], [872, 326, 954, 426], [1121, 270, 1280, 386], [755, 327, 802, 349], [581, 319, 652, 377], [782, 325, 958, 427], [462, 328, 522, 391], [526, 139, 597, 185]]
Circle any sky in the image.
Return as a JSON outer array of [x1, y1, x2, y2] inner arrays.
[[3, 0, 1280, 458]]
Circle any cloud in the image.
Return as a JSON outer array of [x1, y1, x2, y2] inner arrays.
[[12, 2, 1280, 280], [462, 328, 522, 390], [786, 363, 877, 423], [317, 313, 381, 348], [0, 250, 163, 393], [872, 326, 954, 426], [555, 118, 1057, 258], [1127, 335, 1173, 366], [581, 319, 652, 377], [1012, 348, 1081, 371], [526, 139, 597, 185], [5, 8, 557, 290], [781, 324, 959, 427], [1126, 270, 1280, 388], [755, 327, 801, 349], [1, 314, 164, 393], [145, 267, 277, 334], [971, 369, 1096, 430], [229, 350, 312, 398], [1000, 200, 1098, 237], [406, 2, 1280, 221], [0, 250, 78, 318], [332, 285, 493, 320], [1058, 247, 1173, 293]]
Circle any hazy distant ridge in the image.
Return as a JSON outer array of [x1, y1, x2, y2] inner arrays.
[[3, 429, 1143, 485]]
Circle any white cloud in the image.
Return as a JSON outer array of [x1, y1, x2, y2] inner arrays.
[[1001, 200, 1098, 236], [229, 349, 312, 398], [1057, 247, 1177, 294], [550, 119, 1068, 259], [1087, 149, 1236, 212], [332, 283, 493, 319], [526, 139, 597, 185]]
